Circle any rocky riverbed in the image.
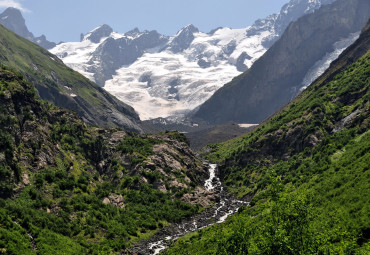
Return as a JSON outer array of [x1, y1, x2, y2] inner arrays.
[[128, 163, 249, 255]]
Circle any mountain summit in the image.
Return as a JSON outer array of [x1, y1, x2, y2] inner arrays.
[[0, 7, 32, 40], [50, 0, 343, 120], [83, 24, 113, 43], [166, 24, 199, 53], [0, 7, 56, 49], [193, 0, 370, 125]]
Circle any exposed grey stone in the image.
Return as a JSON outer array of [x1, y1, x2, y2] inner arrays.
[[197, 58, 211, 69], [89, 30, 168, 86], [193, 0, 370, 125], [166, 24, 199, 53], [236, 52, 251, 72], [85, 24, 113, 43], [0, 7, 56, 49]]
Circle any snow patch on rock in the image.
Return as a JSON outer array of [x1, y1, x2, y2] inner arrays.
[[300, 32, 360, 91]]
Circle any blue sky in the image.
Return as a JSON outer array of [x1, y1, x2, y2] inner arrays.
[[0, 0, 289, 42]]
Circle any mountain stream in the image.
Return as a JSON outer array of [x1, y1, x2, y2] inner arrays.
[[129, 164, 249, 254]]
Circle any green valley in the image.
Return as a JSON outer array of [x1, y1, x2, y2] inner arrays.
[[164, 21, 370, 255], [0, 2, 369, 255], [0, 66, 212, 254]]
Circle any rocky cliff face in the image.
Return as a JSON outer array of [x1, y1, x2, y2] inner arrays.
[[166, 24, 199, 53], [0, 7, 56, 49], [247, 0, 337, 48], [84, 24, 113, 43], [87, 28, 169, 85], [193, 0, 370, 125]]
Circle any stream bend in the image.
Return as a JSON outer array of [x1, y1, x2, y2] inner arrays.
[[131, 163, 249, 255]]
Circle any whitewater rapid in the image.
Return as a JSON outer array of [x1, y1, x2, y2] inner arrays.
[[139, 163, 248, 255]]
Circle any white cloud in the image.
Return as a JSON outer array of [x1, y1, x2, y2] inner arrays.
[[0, 0, 29, 12]]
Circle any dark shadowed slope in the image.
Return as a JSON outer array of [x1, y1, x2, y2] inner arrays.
[[193, 0, 370, 125]]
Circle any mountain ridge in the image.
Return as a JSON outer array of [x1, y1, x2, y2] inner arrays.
[[50, 0, 336, 120], [164, 18, 370, 255], [0, 7, 56, 49], [0, 23, 142, 132], [193, 0, 370, 124]]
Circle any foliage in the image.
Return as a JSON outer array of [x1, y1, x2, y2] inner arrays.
[[0, 23, 139, 131], [0, 66, 202, 254], [36, 229, 85, 255], [117, 135, 162, 163], [0, 207, 34, 255], [164, 48, 370, 254]]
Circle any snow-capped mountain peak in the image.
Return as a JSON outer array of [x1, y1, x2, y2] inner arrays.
[[0, 7, 56, 49], [275, 0, 335, 34], [166, 24, 199, 53], [175, 24, 199, 36], [83, 24, 113, 43], [124, 27, 141, 38], [51, 0, 339, 120]]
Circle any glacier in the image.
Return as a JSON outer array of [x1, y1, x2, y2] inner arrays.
[[50, 0, 337, 120], [104, 28, 271, 120], [300, 32, 360, 91]]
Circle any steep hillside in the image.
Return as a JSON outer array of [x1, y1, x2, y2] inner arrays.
[[51, 0, 334, 120], [0, 24, 142, 132], [164, 20, 370, 254], [193, 0, 369, 124], [0, 66, 213, 254]]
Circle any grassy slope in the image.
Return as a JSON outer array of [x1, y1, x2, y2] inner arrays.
[[164, 31, 370, 254], [0, 24, 141, 132], [0, 66, 207, 254], [165, 129, 370, 254]]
